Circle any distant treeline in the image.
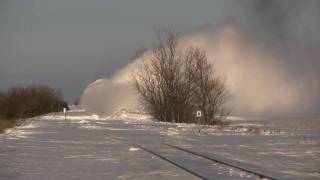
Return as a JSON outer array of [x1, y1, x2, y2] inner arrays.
[[0, 85, 67, 132]]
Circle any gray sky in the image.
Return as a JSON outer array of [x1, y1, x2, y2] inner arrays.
[[1, 0, 319, 104], [0, 0, 237, 102]]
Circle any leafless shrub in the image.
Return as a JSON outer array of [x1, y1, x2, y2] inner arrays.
[[0, 85, 67, 121], [133, 31, 194, 123], [185, 47, 230, 124], [133, 30, 230, 124]]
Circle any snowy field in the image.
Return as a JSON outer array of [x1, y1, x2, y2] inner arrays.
[[0, 109, 319, 179]]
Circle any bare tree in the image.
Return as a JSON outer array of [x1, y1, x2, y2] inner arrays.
[[133, 30, 194, 123], [185, 47, 230, 124], [0, 85, 67, 120], [133, 30, 230, 124]]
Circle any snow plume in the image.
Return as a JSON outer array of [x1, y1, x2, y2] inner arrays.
[[79, 0, 320, 118], [79, 79, 138, 116]]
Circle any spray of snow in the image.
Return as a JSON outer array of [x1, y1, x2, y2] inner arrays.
[[79, 23, 319, 118], [78, 1, 320, 118]]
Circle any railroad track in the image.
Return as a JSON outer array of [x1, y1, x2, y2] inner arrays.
[[67, 117, 281, 180], [162, 143, 278, 180], [134, 143, 208, 179], [134, 142, 278, 180]]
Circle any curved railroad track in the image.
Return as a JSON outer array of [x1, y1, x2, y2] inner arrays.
[[134, 142, 278, 180]]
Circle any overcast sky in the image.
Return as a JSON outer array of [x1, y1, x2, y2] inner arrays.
[[0, 0, 241, 102], [1, 0, 319, 104]]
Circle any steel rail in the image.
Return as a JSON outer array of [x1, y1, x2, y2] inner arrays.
[[163, 143, 277, 180], [134, 143, 209, 180]]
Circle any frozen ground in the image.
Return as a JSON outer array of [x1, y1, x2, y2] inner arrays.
[[0, 109, 319, 180]]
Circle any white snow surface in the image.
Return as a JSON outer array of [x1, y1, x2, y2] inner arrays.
[[1, 109, 319, 179]]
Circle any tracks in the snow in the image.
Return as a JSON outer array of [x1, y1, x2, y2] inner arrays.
[[78, 119, 279, 179], [135, 142, 278, 180], [162, 143, 278, 180], [135, 143, 208, 179]]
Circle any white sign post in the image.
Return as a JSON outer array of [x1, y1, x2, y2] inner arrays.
[[63, 108, 67, 120], [196, 110, 202, 135]]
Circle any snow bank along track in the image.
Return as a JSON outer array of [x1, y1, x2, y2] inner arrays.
[[134, 142, 278, 180]]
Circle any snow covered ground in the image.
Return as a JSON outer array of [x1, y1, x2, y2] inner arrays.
[[0, 110, 319, 179]]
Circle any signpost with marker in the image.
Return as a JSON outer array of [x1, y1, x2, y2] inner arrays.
[[63, 108, 67, 120], [196, 110, 202, 135]]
